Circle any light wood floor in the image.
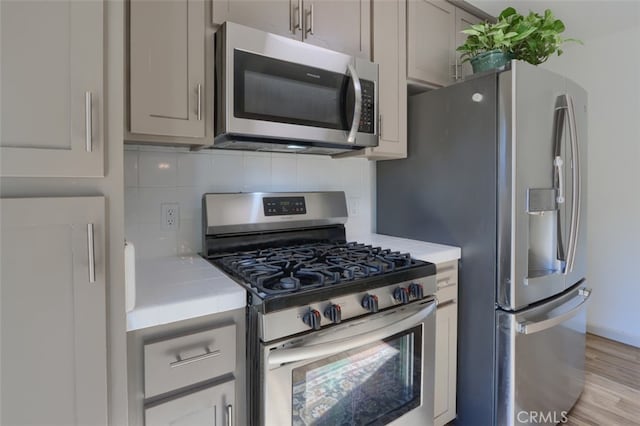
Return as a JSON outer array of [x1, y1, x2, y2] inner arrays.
[[565, 333, 640, 425]]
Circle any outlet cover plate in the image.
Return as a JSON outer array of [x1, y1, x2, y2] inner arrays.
[[161, 203, 179, 230]]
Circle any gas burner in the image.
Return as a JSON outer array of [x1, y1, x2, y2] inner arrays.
[[213, 241, 420, 297]]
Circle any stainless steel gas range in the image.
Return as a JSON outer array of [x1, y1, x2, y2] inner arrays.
[[202, 192, 438, 426]]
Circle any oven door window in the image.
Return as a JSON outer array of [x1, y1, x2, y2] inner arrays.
[[291, 326, 422, 426], [233, 50, 354, 130]]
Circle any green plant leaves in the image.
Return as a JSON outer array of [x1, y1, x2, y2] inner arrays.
[[456, 7, 582, 66]]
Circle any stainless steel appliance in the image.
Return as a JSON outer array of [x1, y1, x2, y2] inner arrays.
[[202, 192, 437, 426], [214, 22, 379, 155], [377, 61, 591, 426]]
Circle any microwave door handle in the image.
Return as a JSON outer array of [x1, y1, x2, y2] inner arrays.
[[346, 63, 362, 143], [267, 301, 436, 366]]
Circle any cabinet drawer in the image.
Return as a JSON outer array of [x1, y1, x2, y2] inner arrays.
[[144, 324, 236, 398], [436, 261, 458, 304]]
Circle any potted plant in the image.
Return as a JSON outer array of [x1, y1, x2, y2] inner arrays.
[[457, 7, 580, 73]]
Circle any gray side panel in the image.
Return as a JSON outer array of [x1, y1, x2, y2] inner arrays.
[[377, 74, 498, 425]]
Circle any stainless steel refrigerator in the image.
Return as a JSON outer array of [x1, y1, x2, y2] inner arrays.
[[377, 61, 591, 426]]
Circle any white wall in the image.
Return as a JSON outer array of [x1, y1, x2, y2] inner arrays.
[[472, 0, 640, 346], [124, 146, 375, 259]]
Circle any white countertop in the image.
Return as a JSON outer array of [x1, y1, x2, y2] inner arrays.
[[350, 232, 460, 264], [127, 234, 459, 331], [126, 256, 246, 332]]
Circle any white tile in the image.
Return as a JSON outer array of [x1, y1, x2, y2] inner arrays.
[[271, 154, 298, 192], [137, 188, 178, 224], [138, 151, 178, 187], [211, 152, 244, 192], [244, 153, 272, 192], [177, 152, 213, 187], [177, 218, 202, 256], [296, 155, 334, 190], [135, 223, 178, 259], [176, 186, 206, 220], [124, 150, 139, 187], [124, 187, 139, 224]]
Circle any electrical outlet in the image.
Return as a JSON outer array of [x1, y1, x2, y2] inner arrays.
[[161, 203, 179, 230], [348, 197, 361, 217]]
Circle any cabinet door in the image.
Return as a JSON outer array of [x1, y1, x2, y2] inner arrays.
[[0, 0, 104, 177], [0, 197, 107, 425], [455, 8, 482, 81], [213, 0, 301, 40], [130, 0, 205, 138], [368, 0, 407, 159], [145, 379, 235, 426], [434, 302, 458, 426], [302, 0, 371, 59], [407, 0, 455, 87]]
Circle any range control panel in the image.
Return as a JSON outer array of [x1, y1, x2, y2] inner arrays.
[[358, 79, 376, 134], [263, 196, 307, 216]]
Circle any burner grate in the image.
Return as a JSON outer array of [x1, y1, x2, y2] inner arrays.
[[214, 242, 419, 297]]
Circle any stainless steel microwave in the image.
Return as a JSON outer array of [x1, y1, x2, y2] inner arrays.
[[214, 22, 379, 155]]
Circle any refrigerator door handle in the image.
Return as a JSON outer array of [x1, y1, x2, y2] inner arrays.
[[565, 94, 581, 273], [553, 96, 568, 265], [517, 288, 591, 335]]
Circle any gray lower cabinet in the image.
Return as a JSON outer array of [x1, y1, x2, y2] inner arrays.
[[128, 309, 246, 426], [0, 0, 104, 177], [0, 197, 107, 425], [129, 0, 205, 139], [145, 379, 235, 426], [434, 260, 459, 426]]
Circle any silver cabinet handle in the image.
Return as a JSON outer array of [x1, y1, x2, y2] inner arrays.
[[85, 92, 93, 152], [305, 3, 314, 37], [292, 0, 302, 32], [346, 63, 362, 144], [196, 84, 202, 121], [169, 349, 221, 368], [226, 404, 233, 426], [378, 114, 382, 137], [516, 288, 591, 334], [87, 223, 96, 283], [565, 94, 581, 272]]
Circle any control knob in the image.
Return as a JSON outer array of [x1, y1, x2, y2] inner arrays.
[[409, 283, 424, 300], [324, 304, 342, 324], [393, 287, 410, 305], [361, 294, 379, 313], [303, 309, 322, 330]]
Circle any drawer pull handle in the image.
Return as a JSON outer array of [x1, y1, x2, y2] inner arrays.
[[436, 276, 451, 288], [169, 349, 221, 368]]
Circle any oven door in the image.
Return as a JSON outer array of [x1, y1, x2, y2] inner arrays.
[[261, 299, 436, 426]]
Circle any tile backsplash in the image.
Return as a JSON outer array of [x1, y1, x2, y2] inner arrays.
[[125, 146, 376, 259]]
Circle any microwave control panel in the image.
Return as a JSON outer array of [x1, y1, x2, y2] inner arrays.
[[358, 80, 376, 134], [263, 196, 307, 216]]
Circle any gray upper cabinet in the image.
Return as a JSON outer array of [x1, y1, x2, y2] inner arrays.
[[213, 0, 370, 59], [212, 0, 299, 39], [407, 1, 482, 87], [130, 0, 205, 139], [455, 8, 482, 81], [301, 0, 371, 59], [0, 197, 107, 425], [407, 0, 455, 87], [0, 0, 104, 177]]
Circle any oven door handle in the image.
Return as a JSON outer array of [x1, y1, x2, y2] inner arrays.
[[267, 301, 436, 366]]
